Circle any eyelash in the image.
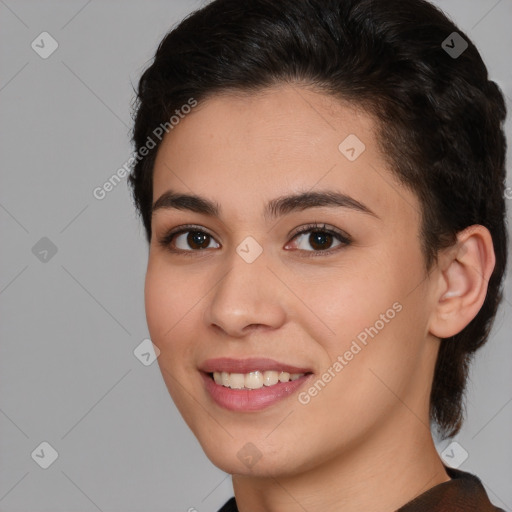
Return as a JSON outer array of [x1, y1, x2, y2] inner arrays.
[[157, 222, 352, 258]]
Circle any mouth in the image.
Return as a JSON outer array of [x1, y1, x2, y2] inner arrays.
[[199, 358, 313, 411], [209, 370, 308, 390]]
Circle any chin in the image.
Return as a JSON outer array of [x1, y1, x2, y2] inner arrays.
[[198, 437, 315, 478]]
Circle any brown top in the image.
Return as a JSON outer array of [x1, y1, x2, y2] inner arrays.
[[217, 466, 505, 511]]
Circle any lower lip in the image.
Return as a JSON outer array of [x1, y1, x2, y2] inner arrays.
[[201, 372, 312, 412]]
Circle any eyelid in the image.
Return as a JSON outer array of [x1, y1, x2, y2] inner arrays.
[[284, 223, 351, 257], [157, 224, 218, 254], [158, 222, 351, 255], [287, 222, 351, 243]]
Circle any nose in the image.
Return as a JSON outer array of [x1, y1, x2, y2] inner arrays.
[[203, 247, 288, 338]]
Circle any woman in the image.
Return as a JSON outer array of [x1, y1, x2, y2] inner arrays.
[[128, 0, 508, 510]]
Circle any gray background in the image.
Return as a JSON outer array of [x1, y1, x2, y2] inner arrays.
[[0, 1, 510, 511]]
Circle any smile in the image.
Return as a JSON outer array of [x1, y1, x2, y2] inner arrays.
[[212, 370, 305, 389], [200, 358, 313, 411]]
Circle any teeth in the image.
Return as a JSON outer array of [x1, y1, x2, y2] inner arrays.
[[278, 371, 290, 382], [245, 371, 263, 389], [212, 370, 305, 390], [263, 370, 278, 386], [229, 373, 245, 389]]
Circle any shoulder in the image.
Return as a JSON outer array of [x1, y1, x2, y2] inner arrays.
[[217, 497, 238, 512], [397, 466, 505, 512]]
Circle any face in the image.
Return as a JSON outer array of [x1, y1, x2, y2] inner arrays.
[[145, 85, 440, 477]]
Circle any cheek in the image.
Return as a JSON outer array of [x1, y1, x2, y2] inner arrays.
[[295, 261, 401, 347], [313, 255, 430, 400], [144, 260, 199, 358], [144, 261, 201, 416], [304, 245, 429, 374], [144, 264, 172, 342]]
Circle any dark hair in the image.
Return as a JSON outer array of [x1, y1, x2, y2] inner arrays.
[[128, 0, 508, 439]]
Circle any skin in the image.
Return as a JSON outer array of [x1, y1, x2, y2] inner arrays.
[[145, 84, 495, 512]]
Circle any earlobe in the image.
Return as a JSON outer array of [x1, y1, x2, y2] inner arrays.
[[429, 225, 496, 339]]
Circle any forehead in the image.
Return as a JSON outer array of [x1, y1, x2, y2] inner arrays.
[[152, 84, 420, 226]]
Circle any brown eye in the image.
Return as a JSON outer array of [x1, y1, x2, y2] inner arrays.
[[184, 231, 212, 250], [159, 226, 220, 252], [307, 231, 335, 251], [286, 223, 351, 256]]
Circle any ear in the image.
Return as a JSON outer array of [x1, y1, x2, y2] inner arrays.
[[428, 225, 496, 339]]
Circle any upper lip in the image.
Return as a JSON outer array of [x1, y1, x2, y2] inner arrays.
[[200, 357, 313, 374]]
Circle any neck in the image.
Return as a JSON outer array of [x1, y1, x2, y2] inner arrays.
[[231, 419, 450, 512]]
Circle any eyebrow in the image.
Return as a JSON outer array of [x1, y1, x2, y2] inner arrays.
[[152, 189, 379, 221]]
